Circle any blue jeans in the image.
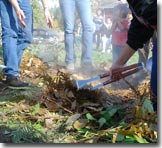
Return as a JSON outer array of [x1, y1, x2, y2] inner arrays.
[[112, 44, 124, 64], [59, 0, 93, 65], [0, 0, 33, 77]]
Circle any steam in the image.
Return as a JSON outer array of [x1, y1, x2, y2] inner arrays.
[[31, 0, 150, 90]]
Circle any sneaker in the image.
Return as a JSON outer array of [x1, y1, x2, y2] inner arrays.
[[66, 63, 75, 71], [5, 76, 29, 87]]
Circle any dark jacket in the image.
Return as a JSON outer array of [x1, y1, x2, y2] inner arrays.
[[100, 23, 112, 38], [126, 0, 157, 50]]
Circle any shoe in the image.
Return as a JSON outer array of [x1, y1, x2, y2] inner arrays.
[[66, 63, 75, 71], [5, 76, 29, 87]]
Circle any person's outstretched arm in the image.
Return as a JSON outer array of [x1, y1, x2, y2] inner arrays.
[[109, 43, 135, 76], [9, 0, 26, 27], [41, 0, 53, 28], [109, 17, 154, 76]]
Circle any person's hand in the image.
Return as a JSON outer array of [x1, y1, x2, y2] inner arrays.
[[9, 0, 26, 27], [44, 9, 53, 28], [109, 63, 124, 77], [16, 8, 26, 28]]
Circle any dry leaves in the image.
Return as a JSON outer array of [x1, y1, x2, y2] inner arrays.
[[20, 52, 48, 79]]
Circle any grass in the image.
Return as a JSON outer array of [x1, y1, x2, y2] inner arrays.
[[0, 42, 156, 144], [28, 42, 140, 69]]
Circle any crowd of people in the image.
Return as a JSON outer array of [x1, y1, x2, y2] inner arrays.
[[0, 0, 157, 112]]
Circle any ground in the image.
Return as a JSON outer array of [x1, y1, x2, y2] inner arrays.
[[0, 50, 156, 143]]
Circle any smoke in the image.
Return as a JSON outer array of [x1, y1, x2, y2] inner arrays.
[[31, 0, 150, 91]]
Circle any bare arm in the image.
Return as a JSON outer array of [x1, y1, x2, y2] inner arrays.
[[9, 0, 26, 27], [114, 43, 135, 65], [109, 43, 136, 76], [41, 0, 53, 28]]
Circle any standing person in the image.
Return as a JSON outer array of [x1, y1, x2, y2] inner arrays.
[[109, 0, 157, 111], [0, 0, 53, 87], [100, 17, 112, 53], [93, 8, 104, 50], [59, 0, 94, 72], [101, 34, 108, 53], [111, 3, 129, 64]]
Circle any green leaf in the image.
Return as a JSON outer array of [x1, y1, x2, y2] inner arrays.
[[78, 128, 89, 134], [98, 117, 106, 128], [86, 113, 96, 121], [101, 110, 111, 121], [119, 121, 128, 126], [134, 135, 149, 143], [108, 107, 118, 117], [125, 135, 137, 143], [142, 99, 154, 113], [116, 134, 125, 142], [101, 105, 119, 121], [31, 104, 40, 116]]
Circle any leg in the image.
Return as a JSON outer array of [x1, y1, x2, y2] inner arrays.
[[17, 0, 33, 66], [0, 0, 19, 77], [76, 0, 93, 65], [59, 0, 76, 65], [93, 30, 97, 43], [101, 36, 107, 52], [112, 45, 124, 64], [0, 0, 32, 87], [96, 31, 101, 50], [107, 37, 112, 52], [112, 44, 117, 64]]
